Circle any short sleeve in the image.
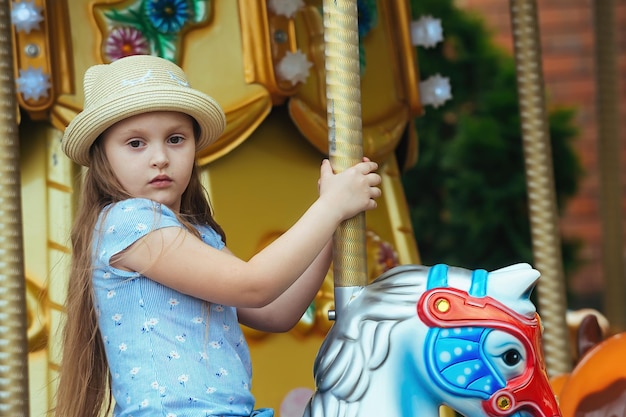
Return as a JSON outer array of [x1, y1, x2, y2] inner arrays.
[[197, 224, 226, 251], [94, 198, 184, 267]]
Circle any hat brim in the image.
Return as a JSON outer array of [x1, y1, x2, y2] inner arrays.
[[62, 84, 226, 167]]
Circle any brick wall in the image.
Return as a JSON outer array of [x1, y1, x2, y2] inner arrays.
[[454, 0, 626, 315]]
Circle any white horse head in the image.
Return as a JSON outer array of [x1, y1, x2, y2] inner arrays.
[[304, 263, 560, 417]]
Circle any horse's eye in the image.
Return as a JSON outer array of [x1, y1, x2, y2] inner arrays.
[[502, 349, 522, 366]]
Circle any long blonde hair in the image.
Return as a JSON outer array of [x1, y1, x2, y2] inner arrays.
[[53, 134, 225, 417]]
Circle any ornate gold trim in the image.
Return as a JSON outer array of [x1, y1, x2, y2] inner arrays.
[[288, 97, 410, 161], [385, 0, 422, 117], [12, 0, 54, 118], [238, 0, 302, 104], [287, 1, 422, 162]]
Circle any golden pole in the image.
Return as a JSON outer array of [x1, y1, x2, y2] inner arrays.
[[593, 0, 625, 331], [509, 0, 572, 376], [323, 0, 368, 289], [0, 0, 31, 414], [320, 5, 457, 416]]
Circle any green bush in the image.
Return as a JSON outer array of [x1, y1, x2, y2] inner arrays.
[[402, 0, 583, 273]]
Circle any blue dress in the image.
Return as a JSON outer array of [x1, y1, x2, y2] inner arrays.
[[93, 198, 273, 417]]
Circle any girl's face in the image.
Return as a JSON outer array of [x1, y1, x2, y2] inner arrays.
[[102, 111, 197, 211]]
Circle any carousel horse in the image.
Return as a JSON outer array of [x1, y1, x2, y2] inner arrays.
[[551, 310, 626, 417], [304, 263, 561, 417]]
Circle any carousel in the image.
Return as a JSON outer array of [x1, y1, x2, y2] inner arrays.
[[0, 0, 623, 416]]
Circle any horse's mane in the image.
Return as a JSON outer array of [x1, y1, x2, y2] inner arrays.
[[304, 263, 540, 417], [306, 265, 428, 417]]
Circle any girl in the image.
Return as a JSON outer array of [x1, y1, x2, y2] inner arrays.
[[55, 54, 381, 417]]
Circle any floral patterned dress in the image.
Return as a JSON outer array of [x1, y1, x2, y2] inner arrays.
[[93, 198, 271, 417]]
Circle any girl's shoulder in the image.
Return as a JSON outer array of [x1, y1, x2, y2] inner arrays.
[[104, 197, 171, 214], [99, 198, 180, 229], [94, 198, 184, 259], [99, 198, 224, 249]]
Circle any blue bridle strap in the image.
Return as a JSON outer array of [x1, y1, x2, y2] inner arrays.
[[426, 264, 449, 290], [428, 264, 489, 297], [469, 269, 488, 297]]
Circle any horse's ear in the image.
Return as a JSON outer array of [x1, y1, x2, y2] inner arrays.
[[487, 263, 540, 316]]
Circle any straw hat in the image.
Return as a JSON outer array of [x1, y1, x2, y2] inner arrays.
[[62, 55, 226, 166]]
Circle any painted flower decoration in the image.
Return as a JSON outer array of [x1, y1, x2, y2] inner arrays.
[[357, 0, 377, 39], [95, 0, 211, 62], [11, 0, 43, 34], [105, 26, 150, 61], [268, 0, 304, 18], [16, 67, 51, 101], [358, 0, 377, 71], [376, 240, 399, 273], [410, 15, 443, 48], [276, 50, 313, 86], [145, 0, 191, 34], [420, 73, 453, 108]]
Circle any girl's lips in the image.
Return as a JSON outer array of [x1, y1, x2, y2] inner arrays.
[[150, 176, 172, 187]]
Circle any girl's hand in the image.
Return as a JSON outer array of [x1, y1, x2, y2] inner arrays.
[[318, 157, 382, 221]]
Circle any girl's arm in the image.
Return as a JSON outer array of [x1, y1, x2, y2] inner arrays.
[[112, 159, 380, 309], [236, 239, 332, 332]]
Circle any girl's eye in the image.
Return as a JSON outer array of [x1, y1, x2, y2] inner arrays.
[[168, 135, 184, 144], [128, 140, 143, 148]]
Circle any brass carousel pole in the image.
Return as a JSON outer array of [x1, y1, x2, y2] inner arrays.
[[593, 0, 625, 331], [322, 0, 368, 292], [509, 0, 572, 377], [0, 0, 31, 415]]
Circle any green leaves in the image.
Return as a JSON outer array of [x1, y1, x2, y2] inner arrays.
[[403, 0, 581, 272]]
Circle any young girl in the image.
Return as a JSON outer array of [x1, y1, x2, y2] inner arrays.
[[55, 54, 381, 417]]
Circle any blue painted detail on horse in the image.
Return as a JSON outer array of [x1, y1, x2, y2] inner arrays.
[[400, 345, 423, 417], [469, 269, 489, 297], [426, 264, 449, 290], [425, 326, 505, 400]]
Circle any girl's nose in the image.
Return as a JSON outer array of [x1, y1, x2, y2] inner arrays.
[[150, 147, 169, 168]]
